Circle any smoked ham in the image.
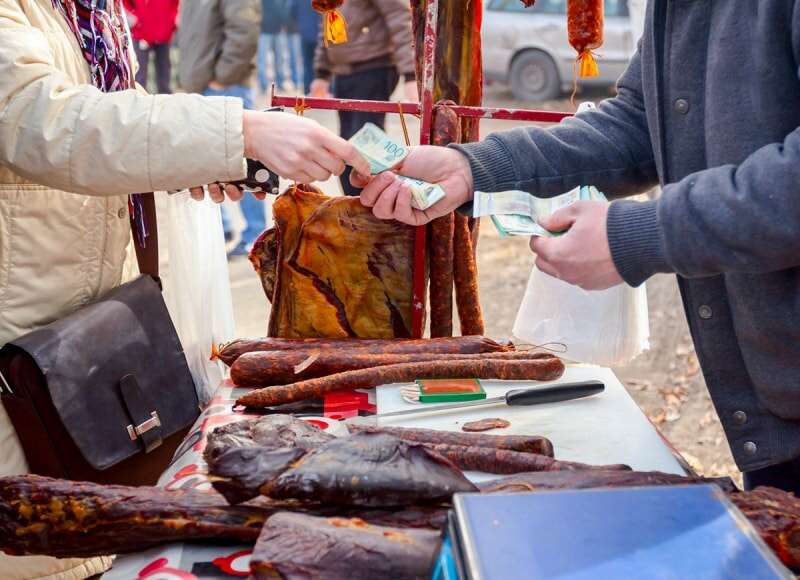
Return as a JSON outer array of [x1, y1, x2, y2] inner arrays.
[[258, 185, 415, 339]]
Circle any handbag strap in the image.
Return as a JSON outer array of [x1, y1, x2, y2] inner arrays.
[[129, 192, 160, 281]]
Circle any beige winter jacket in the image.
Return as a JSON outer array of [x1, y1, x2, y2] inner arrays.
[[0, 0, 247, 577]]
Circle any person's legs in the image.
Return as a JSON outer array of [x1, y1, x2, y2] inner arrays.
[[268, 33, 285, 89], [300, 39, 316, 94], [333, 67, 400, 196], [744, 457, 800, 494], [257, 33, 270, 92], [288, 33, 301, 88], [133, 40, 150, 90], [153, 43, 172, 94]]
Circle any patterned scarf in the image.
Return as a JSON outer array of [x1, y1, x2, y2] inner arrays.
[[52, 0, 149, 245]]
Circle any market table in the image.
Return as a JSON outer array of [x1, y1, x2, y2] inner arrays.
[[105, 365, 685, 579]]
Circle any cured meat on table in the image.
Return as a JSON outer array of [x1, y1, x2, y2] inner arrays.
[[0, 475, 448, 558], [0, 475, 267, 558], [209, 430, 477, 507], [213, 335, 514, 367], [462, 418, 511, 432], [421, 443, 630, 475], [230, 349, 558, 388], [255, 185, 415, 339], [236, 356, 565, 407], [251, 512, 440, 580], [477, 469, 738, 494], [347, 424, 554, 456], [730, 486, 800, 568]]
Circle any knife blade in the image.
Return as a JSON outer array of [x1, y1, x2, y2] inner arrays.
[[349, 380, 604, 424]]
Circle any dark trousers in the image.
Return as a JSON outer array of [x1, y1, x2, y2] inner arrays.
[[333, 66, 399, 196], [300, 39, 317, 94], [134, 41, 172, 94], [744, 457, 800, 494]]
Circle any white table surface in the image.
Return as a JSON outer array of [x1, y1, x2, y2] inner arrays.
[[376, 365, 685, 480]]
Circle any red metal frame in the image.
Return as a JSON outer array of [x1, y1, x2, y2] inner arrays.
[[271, 0, 572, 338]]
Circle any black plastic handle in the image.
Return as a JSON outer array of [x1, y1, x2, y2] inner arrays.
[[505, 380, 605, 406]]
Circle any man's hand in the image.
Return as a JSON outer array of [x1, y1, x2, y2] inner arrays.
[[243, 110, 370, 183], [529, 201, 624, 290], [403, 80, 419, 103], [309, 78, 332, 98], [352, 146, 474, 225]]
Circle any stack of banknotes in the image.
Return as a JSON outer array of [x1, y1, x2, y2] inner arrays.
[[473, 186, 607, 237], [349, 123, 445, 210]]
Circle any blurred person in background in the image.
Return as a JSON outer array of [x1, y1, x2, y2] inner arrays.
[[123, 0, 179, 93], [178, 0, 266, 256], [284, 0, 303, 92], [292, 0, 320, 94], [259, 0, 293, 93], [310, 0, 417, 196]]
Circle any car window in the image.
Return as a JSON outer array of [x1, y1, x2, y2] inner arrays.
[[488, 0, 628, 17]]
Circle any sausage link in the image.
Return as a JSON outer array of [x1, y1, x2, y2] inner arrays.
[[236, 357, 565, 408], [346, 424, 554, 457], [213, 336, 513, 367], [231, 350, 556, 388], [421, 444, 631, 475], [453, 213, 484, 335]]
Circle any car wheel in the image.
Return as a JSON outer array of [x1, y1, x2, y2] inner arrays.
[[509, 50, 561, 101]]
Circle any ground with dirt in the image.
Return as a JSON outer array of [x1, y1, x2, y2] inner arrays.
[[229, 84, 738, 484]]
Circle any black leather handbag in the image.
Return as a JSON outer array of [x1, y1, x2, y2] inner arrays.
[[0, 193, 200, 486]]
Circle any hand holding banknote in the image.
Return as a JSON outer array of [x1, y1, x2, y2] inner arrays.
[[530, 201, 623, 290], [354, 144, 475, 225]]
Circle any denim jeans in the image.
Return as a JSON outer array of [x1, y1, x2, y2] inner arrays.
[[202, 85, 263, 249], [258, 32, 301, 91]]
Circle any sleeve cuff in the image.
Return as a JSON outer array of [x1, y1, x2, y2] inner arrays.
[[449, 137, 517, 193], [223, 97, 247, 182], [607, 199, 672, 287]]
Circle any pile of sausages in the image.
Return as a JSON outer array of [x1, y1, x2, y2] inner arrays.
[[212, 336, 565, 408]]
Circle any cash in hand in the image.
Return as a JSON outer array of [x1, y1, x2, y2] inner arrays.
[[473, 186, 607, 237], [349, 123, 445, 211]]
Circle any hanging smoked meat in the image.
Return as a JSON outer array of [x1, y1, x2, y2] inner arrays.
[[411, 1, 485, 337], [253, 185, 415, 339]]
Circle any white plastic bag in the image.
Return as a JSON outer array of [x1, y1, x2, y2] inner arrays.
[[513, 265, 650, 367], [159, 192, 236, 404]]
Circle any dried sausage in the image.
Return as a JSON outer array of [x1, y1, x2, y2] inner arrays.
[[236, 357, 565, 408], [347, 424, 553, 457], [453, 213, 484, 335], [420, 444, 631, 475], [213, 335, 514, 367], [568, 0, 604, 78], [428, 215, 455, 338], [231, 350, 557, 388]]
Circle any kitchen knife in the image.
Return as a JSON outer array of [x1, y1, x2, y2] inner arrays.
[[350, 380, 604, 423]]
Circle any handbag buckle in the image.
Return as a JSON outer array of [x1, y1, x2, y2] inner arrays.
[[127, 411, 161, 441]]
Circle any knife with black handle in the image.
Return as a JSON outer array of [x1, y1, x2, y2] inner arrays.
[[351, 380, 605, 423]]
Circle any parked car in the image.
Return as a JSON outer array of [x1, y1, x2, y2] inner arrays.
[[483, 0, 635, 101]]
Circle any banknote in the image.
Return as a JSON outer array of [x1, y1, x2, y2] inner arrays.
[[349, 123, 445, 210], [349, 123, 410, 174], [397, 176, 446, 211], [475, 186, 606, 237]]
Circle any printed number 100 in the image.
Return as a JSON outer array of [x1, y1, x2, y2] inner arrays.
[[383, 142, 406, 161]]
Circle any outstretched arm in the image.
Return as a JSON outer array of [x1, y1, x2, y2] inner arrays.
[[455, 46, 658, 198], [0, 0, 246, 196]]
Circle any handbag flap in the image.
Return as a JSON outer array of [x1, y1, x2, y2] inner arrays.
[[9, 276, 199, 470]]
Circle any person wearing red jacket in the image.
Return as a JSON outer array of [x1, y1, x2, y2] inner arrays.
[[124, 0, 179, 93]]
